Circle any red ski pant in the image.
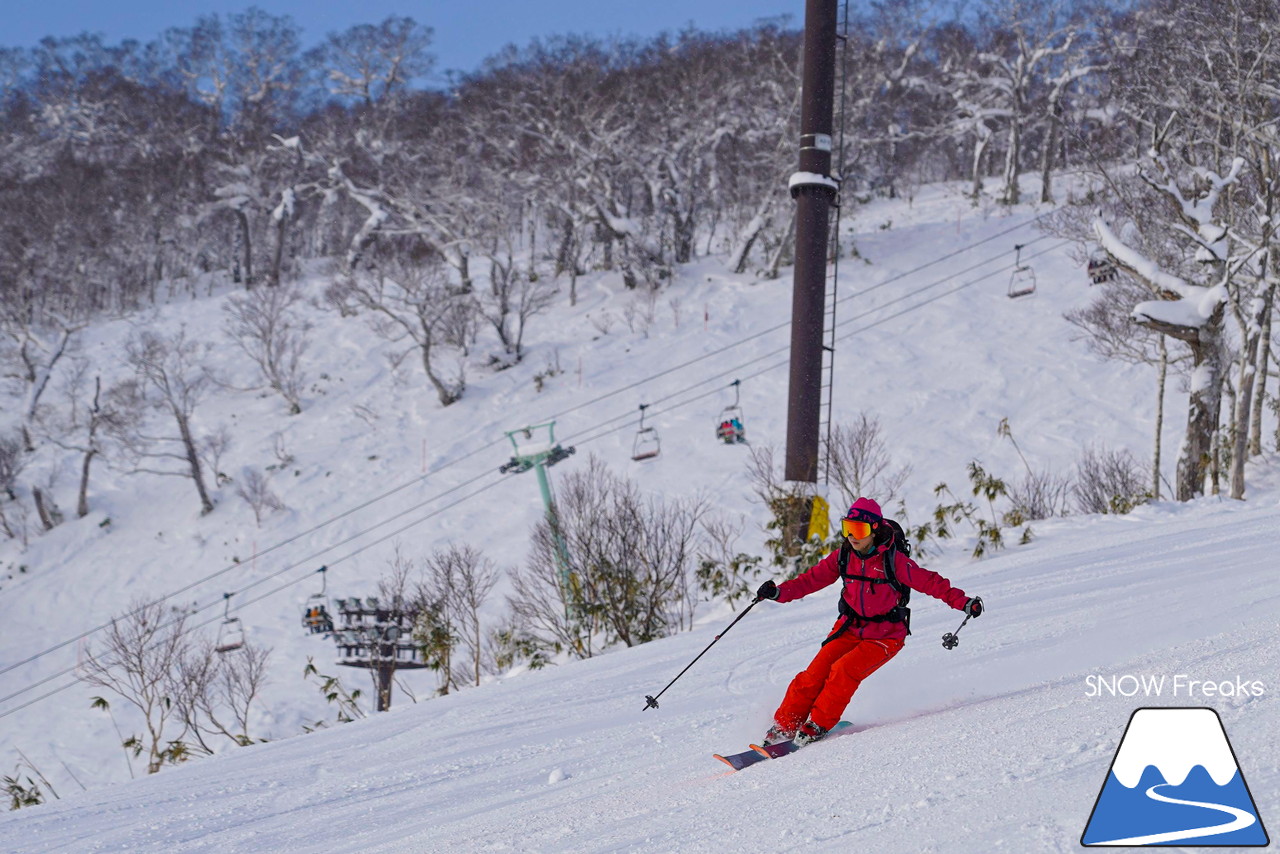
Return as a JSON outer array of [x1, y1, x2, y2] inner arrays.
[[773, 634, 904, 731]]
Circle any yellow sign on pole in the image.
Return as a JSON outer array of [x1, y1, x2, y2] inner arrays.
[[806, 495, 830, 542]]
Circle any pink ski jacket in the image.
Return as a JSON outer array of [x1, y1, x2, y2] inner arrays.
[[776, 542, 969, 641]]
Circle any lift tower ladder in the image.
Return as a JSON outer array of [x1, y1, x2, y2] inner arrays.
[[817, 0, 853, 487]]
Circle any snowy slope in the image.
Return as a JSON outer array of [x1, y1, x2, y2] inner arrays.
[[2, 178, 1277, 852], [2, 489, 1278, 853]]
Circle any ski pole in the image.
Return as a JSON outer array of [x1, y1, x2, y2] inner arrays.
[[642, 597, 762, 711], [941, 615, 969, 649], [941, 597, 982, 650]]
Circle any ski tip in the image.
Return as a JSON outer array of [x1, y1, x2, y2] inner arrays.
[[713, 753, 735, 769], [749, 744, 771, 759]]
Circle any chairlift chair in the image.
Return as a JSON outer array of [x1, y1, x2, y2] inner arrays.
[[1007, 244, 1036, 298], [1087, 250, 1117, 285], [301, 566, 333, 634], [215, 593, 245, 654], [714, 379, 747, 445], [631, 404, 661, 461]]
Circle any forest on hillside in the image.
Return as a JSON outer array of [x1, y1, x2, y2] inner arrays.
[[1, 0, 1277, 524]]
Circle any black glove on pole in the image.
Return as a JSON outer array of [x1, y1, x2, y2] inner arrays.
[[642, 596, 763, 711]]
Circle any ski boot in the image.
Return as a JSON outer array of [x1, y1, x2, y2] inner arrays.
[[793, 720, 829, 747]]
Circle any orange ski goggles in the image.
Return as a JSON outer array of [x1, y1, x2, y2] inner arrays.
[[841, 518, 875, 539]]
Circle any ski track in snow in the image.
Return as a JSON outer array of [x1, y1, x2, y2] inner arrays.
[[1, 178, 1278, 852]]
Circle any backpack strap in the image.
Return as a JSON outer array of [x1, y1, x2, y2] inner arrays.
[[836, 538, 909, 598], [822, 538, 912, 646]]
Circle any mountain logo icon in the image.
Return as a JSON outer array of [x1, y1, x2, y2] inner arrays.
[[1082, 707, 1270, 847]]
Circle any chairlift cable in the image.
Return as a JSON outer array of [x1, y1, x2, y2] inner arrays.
[[0, 446, 502, 681], [566, 240, 1069, 450], [0, 214, 1053, 683], [0, 473, 511, 721], [0, 221, 1066, 710], [0, 238, 1069, 720], [561, 236, 1061, 448], [0, 467, 500, 713], [528, 213, 1056, 426]]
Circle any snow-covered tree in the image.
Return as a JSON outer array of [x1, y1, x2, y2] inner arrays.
[[112, 328, 219, 515], [326, 256, 467, 406], [306, 16, 435, 108], [0, 307, 85, 451], [222, 284, 310, 414], [38, 362, 121, 518], [1091, 0, 1280, 500], [423, 544, 499, 689], [163, 9, 302, 136]]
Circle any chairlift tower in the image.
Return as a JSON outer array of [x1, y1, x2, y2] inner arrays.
[[783, 0, 842, 558], [330, 596, 429, 712], [785, 0, 840, 486], [499, 422, 576, 606]]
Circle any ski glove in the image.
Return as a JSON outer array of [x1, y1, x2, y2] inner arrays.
[[757, 580, 779, 601], [964, 597, 983, 618]]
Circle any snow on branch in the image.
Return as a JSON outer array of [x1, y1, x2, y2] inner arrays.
[[1092, 217, 1226, 333], [1093, 218, 1193, 299], [1140, 153, 1244, 263]]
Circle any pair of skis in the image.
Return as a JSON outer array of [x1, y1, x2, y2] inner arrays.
[[713, 720, 853, 771]]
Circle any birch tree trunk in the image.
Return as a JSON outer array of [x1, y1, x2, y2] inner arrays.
[[1230, 292, 1269, 499], [1039, 103, 1061, 204], [1170, 311, 1225, 501], [970, 127, 991, 201], [77, 446, 97, 519], [1248, 259, 1276, 456], [1153, 335, 1168, 500], [1002, 113, 1022, 206], [176, 410, 216, 516]]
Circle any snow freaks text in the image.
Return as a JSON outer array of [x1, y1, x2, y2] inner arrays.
[[1085, 674, 1266, 699]]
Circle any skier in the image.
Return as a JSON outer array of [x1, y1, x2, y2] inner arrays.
[[755, 497, 983, 747], [305, 604, 334, 634]]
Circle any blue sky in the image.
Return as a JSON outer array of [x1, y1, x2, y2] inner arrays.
[[6, 1, 799, 79]]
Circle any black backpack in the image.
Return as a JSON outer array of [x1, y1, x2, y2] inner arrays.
[[823, 518, 913, 644]]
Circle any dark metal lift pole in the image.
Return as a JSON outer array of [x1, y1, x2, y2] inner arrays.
[[785, 0, 840, 484]]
